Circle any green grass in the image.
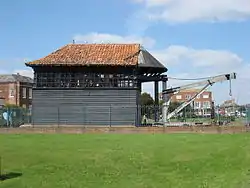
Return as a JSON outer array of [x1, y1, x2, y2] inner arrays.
[[1, 134, 250, 188]]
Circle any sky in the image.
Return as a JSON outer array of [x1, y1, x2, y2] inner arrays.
[[1, 0, 250, 105]]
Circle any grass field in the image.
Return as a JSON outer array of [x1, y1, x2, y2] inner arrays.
[[1, 133, 250, 188]]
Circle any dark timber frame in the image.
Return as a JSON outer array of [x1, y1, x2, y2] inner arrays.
[[26, 44, 168, 126]]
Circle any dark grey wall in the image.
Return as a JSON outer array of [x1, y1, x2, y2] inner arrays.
[[32, 89, 139, 126]]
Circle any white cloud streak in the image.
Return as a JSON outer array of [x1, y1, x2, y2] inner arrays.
[[73, 32, 156, 49], [132, 0, 250, 23]]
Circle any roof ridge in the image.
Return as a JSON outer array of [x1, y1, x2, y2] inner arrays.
[[66, 43, 141, 46]]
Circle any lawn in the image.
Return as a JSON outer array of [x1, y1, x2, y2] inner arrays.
[[1, 133, 250, 188]]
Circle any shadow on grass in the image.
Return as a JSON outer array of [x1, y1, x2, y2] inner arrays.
[[0, 172, 22, 181]]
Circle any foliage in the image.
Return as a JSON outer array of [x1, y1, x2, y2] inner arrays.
[[1, 134, 250, 188], [4, 103, 20, 108], [168, 101, 181, 113], [140, 92, 154, 106], [238, 105, 246, 113]]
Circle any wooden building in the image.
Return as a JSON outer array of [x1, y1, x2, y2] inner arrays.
[[26, 43, 168, 126]]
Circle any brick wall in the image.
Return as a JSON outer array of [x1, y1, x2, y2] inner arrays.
[[0, 83, 17, 105], [0, 82, 32, 108]]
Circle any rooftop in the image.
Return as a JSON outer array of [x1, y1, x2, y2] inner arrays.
[[25, 43, 167, 72], [0, 74, 33, 83], [181, 89, 212, 93]]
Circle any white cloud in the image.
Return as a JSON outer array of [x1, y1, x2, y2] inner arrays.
[[151, 45, 243, 71], [14, 69, 34, 78], [132, 0, 250, 23], [73, 32, 156, 49]]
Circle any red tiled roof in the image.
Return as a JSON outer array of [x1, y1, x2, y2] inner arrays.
[[26, 44, 141, 66]]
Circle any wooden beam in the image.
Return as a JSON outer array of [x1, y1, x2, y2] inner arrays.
[[154, 81, 159, 105]]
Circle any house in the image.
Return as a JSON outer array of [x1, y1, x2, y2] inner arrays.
[[0, 73, 33, 109], [160, 89, 213, 116], [25, 43, 168, 126], [220, 99, 238, 116]]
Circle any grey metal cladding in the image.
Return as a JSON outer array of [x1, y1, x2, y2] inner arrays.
[[32, 89, 138, 126]]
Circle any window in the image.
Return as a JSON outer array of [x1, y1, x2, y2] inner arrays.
[[29, 88, 32, 99], [203, 101, 211, 109], [22, 88, 26, 98], [197, 94, 200, 99], [176, 95, 182, 100], [35, 72, 137, 88], [203, 94, 209, 99], [185, 94, 191, 100], [9, 88, 15, 98], [194, 102, 200, 108]]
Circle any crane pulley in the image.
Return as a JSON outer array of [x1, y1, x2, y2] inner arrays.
[[161, 72, 236, 125]]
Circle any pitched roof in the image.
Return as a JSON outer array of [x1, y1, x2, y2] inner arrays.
[[0, 74, 33, 83], [25, 43, 168, 72], [26, 44, 141, 66]]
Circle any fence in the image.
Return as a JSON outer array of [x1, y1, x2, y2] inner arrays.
[[0, 107, 31, 127], [0, 105, 246, 127]]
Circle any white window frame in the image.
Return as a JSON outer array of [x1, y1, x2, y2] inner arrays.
[[194, 101, 200, 109], [9, 88, 15, 98], [203, 94, 209, 99], [203, 101, 211, 109], [185, 94, 191, 100], [22, 88, 27, 99], [29, 88, 32, 99], [176, 95, 182, 100]]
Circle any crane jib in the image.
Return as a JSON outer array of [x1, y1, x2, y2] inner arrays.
[[160, 72, 237, 124]]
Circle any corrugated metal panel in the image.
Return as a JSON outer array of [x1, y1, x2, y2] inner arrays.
[[32, 89, 139, 126]]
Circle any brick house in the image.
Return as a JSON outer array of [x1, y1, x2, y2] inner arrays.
[[160, 89, 213, 116], [0, 73, 33, 109]]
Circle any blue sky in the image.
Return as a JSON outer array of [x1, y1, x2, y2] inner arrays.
[[1, 0, 250, 104]]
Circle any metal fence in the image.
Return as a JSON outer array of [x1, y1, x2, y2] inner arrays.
[[0, 105, 248, 127], [0, 107, 31, 127]]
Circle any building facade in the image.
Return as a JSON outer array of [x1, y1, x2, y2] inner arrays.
[[220, 99, 238, 116], [160, 89, 213, 116], [26, 43, 168, 126], [0, 74, 33, 109]]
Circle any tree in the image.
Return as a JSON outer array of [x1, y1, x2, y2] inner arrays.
[[168, 101, 181, 113], [238, 105, 246, 113], [140, 92, 154, 106], [4, 103, 20, 108]]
